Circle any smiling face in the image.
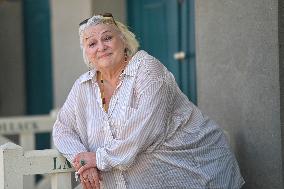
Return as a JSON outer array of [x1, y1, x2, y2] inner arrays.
[[82, 24, 126, 72]]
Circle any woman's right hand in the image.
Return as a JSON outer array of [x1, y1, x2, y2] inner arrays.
[[80, 167, 102, 189], [72, 152, 97, 172]]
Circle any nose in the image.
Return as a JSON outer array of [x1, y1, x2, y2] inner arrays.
[[97, 41, 107, 51]]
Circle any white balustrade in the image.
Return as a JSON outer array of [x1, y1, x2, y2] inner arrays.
[[0, 142, 75, 189], [0, 110, 58, 189], [0, 111, 57, 149]]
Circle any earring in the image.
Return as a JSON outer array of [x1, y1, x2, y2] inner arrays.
[[88, 62, 91, 76], [124, 49, 128, 63]]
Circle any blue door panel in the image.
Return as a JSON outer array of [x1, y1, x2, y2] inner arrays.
[[22, 0, 53, 150], [128, 0, 196, 103]]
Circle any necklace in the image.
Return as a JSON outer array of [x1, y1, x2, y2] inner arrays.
[[99, 50, 128, 112], [100, 73, 107, 112], [99, 69, 125, 112]]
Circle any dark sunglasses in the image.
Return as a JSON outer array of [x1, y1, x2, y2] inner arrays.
[[79, 13, 117, 27]]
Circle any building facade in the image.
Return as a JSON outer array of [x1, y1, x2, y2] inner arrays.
[[0, 0, 283, 188]]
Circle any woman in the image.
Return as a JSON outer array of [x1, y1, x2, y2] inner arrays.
[[53, 13, 244, 189]]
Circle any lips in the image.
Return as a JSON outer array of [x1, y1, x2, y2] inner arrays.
[[98, 53, 112, 59]]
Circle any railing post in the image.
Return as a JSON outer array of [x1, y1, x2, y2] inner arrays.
[[50, 109, 58, 149], [51, 172, 72, 189], [20, 133, 35, 189], [0, 142, 24, 189]]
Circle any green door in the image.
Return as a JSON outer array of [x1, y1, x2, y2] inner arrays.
[[22, 0, 53, 150], [127, 0, 196, 103]]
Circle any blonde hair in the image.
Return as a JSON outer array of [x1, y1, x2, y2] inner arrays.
[[79, 14, 140, 66]]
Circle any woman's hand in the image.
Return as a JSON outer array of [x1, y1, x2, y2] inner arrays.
[[80, 167, 102, 189], [73, 152, 97, 172]]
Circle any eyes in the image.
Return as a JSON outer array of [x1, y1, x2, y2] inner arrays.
[[104, 35, 112, 41], [87, 35, 113, 48]]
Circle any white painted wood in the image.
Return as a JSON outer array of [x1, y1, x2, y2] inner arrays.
[[0, 111, 59, 189], [0, 112, 57, 189], [23, 175, 35, 189], [20, 133, 35, 189], [51, 172, 72, 189], [23, 149, 74, 175], [0, 143, 24, 189], [20, 133, 35, 150], [0, 142, 75, 189], [0, 115, 55, 135]]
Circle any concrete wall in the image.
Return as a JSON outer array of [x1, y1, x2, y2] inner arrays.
[[279, 0, 284, 185], [0, 1, 26, 116], [195, 0, 282, 188], [92, 0, 126, 23], [50, 0, 92, 108]]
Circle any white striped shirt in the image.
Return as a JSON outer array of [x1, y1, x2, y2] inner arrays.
[[53, 50, 244, 188]]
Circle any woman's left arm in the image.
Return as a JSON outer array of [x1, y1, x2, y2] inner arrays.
[[95, 79, 171, 171]]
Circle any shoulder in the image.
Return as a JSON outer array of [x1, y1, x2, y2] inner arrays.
[[132, 50, 173, 94], [136, 50, 167, 80]]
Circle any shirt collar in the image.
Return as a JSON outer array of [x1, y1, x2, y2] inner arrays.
[[79, 69, 97, 84]]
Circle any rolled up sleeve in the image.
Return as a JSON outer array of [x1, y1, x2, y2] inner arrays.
[[52, 81, 88, 162]]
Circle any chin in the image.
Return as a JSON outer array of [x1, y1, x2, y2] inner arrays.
[[100, 60, 112, 67]]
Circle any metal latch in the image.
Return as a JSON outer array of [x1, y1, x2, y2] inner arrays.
[[173, 51, 186, 60]]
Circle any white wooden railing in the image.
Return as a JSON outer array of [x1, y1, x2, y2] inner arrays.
[[0, 110, 58, 189], [0, 110, 57, 149], [0, 142, 75, 189]]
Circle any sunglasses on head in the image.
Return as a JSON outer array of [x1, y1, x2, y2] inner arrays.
[[79, 13, 117, 27]]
